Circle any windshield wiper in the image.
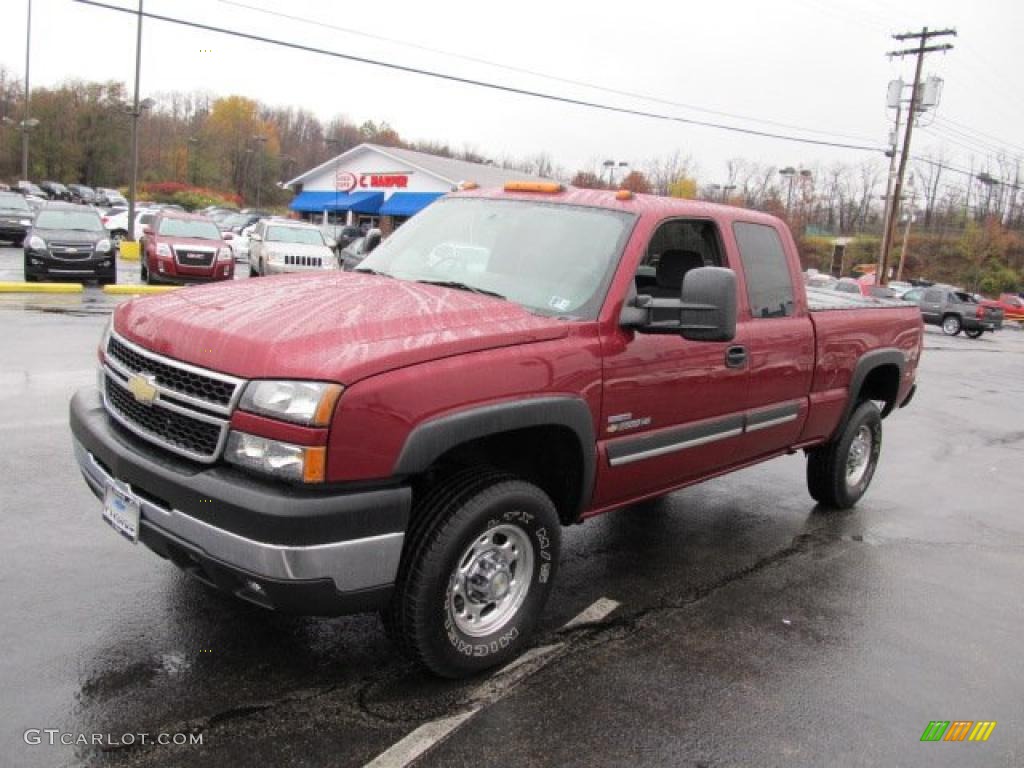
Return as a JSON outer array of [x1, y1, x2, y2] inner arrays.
[[416, 279, 505, 300], [353, 267, 393, 278]]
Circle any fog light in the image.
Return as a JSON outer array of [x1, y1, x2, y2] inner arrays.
[[245, 580, 264, 594]]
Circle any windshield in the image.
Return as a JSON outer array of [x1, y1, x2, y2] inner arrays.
[[34, 210, 103, 231], [0, 193, 30, 212], [157, 218, 221, 239], [358, 198, 635, 318], [266, 226, 325, 246]]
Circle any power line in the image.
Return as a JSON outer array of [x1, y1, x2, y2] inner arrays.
[[217, 0, 881, 145], [71, 0, 886, 154], [932, 116, 1024, 157]]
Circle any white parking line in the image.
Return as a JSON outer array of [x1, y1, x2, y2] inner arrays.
[[363, 709, 480, 768], [561, 597, 621, 630], [362, 597, 620, 768]]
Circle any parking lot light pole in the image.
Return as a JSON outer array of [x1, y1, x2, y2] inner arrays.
[[252, 134, 268, 209], [127, 0, 144, 242], [22, 0, 32, 180]]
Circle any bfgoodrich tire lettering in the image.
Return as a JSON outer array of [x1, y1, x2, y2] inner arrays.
[[385, 469, 560, 678], [806, 400, 882, 509]]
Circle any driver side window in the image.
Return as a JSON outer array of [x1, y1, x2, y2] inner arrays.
[[635, 219, 724, 298]]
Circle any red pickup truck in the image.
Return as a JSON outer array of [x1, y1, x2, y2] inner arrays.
[[70, 185, 922, 677]]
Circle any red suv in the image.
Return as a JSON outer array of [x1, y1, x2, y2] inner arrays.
[[141, 211, 234, 285]]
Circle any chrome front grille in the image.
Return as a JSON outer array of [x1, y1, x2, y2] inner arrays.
[[173, 246, 216, 268], [284, 254, 322, 267], [102, 332, 244, 463], [49, 241, 94, 260]]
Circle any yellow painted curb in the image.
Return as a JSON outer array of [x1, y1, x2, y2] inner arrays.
[[119, 241, 141, 261], [0, 281, 84, 293], [102, 284, 181, 295]]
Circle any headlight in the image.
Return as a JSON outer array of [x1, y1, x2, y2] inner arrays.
[[217, 247, 232, 261], [225, 431, 326, 483], [156, 243, 171, 257], [19, 218, 31, 226], [28, 235, 46, 250], [95, 238, 111, 252], [239, 380, 343, 426]]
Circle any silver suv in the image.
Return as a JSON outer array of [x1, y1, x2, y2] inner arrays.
[[249, 219, 337, 276]]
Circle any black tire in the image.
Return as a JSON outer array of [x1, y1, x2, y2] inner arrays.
[[143, 264, 157, 285], [249, 262, 259, 277], [964, 328, 983, 339], [98, 271, 117, 286], [941, 314, 962, 336], [24, 271, 38, 283], [807, 401, 882, 510], [385, 469, 561, 678]]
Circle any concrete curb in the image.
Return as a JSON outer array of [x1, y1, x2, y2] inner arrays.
[[102, 285, 180, 295], [0, 282, 84, 293]]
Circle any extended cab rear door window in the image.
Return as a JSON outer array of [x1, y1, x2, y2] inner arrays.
[[732, 222, 796, 319]]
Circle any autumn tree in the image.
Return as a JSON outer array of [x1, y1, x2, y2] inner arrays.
[[619, 170, 652, 194]]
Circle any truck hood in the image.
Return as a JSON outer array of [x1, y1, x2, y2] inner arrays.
[[113, 272, 570, 383]]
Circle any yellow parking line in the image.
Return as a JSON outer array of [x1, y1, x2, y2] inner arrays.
[[0, 282, 84, 293], [102, 284, 180, 295]]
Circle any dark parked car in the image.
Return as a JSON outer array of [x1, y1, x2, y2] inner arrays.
[[0, 190, 34, 245], [339, 229, 382, 271], [24, 202, 115, 284], [39, 181, 71, 201], [918, 285, 1003, 338], [66, 184, 98, 205], [94, 187, 128, 207]]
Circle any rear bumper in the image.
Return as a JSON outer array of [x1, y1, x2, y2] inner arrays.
[[70, 388, 411, 615]]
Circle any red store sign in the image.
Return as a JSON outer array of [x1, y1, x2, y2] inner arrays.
[[335, 169, 410, 192]]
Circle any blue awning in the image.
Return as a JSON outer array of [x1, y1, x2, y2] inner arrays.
[[289, 190, 384, 213], [379, 192, 445, 217]]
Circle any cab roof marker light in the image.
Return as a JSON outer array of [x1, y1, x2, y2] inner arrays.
[[457, 180, 479, 190], [503, 181, 563, 194], [615, 189, 634, 200]]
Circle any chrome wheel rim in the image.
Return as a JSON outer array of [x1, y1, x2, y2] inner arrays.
[[846, 425, 873, 486], [943, 317, 959, 334], [448, 524, 534, 638]]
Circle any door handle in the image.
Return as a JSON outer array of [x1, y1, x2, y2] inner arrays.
[[725, 345, 748, 369]]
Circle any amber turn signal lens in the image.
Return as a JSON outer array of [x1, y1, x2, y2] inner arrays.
[[312, 384, 344, 427], [302, 447, 327, 483], [615, 189, 634, 200]]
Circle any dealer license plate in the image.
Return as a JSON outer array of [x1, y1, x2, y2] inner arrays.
[[102, 481, 140, 543]]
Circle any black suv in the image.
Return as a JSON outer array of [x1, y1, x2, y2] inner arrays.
[[24, 203, 116, 284], [0, 190, 34, 246], [39, 181, 71, 201]]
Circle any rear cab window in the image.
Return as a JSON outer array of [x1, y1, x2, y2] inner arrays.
[[732, 222, 796, 318]]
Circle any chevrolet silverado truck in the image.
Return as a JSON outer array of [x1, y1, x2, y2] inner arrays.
[[70, 184, 922, 678]]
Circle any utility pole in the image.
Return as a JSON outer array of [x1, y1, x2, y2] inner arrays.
[[896, 179, 916, 281], [878, 26, 955, 285]]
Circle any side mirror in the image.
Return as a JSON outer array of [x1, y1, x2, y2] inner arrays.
[[325, 237, 337, 249], [222, 231, 234, 240], [142, 226, 153, 236], [249, 233, 262, 242], [620, 267, 737, 342], [364, 228, 382, 254]]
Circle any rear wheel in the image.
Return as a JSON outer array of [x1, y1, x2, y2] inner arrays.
[[249, 261, 259, 277], [385, 469, 561, 678], [111, 230, 127, 249], [941, 314, 962, 336], [807, 401, 882, 509], [964, 328, 983, 339]]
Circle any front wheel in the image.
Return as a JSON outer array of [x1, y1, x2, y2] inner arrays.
[[385, 470, 561, 678], [942, 315, 962, 336], [807, 401, 882, 509], [964, 328, 984, 339]]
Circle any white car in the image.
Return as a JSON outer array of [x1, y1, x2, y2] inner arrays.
[[102, 207, 158, 247], [248, 220, 338, 276]]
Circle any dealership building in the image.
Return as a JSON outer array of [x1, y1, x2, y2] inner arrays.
[[285, 143, 551, 234]]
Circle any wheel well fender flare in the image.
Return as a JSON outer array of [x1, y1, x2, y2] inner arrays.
[[839, 348, 905, 430], [392, 396, 596, 513]]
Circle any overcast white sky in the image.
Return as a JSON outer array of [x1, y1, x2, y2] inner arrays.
[[3, 0, 1022, 183]]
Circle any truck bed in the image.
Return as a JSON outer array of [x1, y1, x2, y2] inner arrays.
[[806, 286, 909, 311]]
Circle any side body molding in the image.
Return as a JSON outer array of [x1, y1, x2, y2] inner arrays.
[[392, 396, 597, 515]]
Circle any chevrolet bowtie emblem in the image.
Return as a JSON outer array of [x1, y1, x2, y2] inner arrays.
[[127, 373, 159, 405]]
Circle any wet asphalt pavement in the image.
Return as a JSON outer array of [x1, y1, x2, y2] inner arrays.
[[1, 243, 1022, 767]]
